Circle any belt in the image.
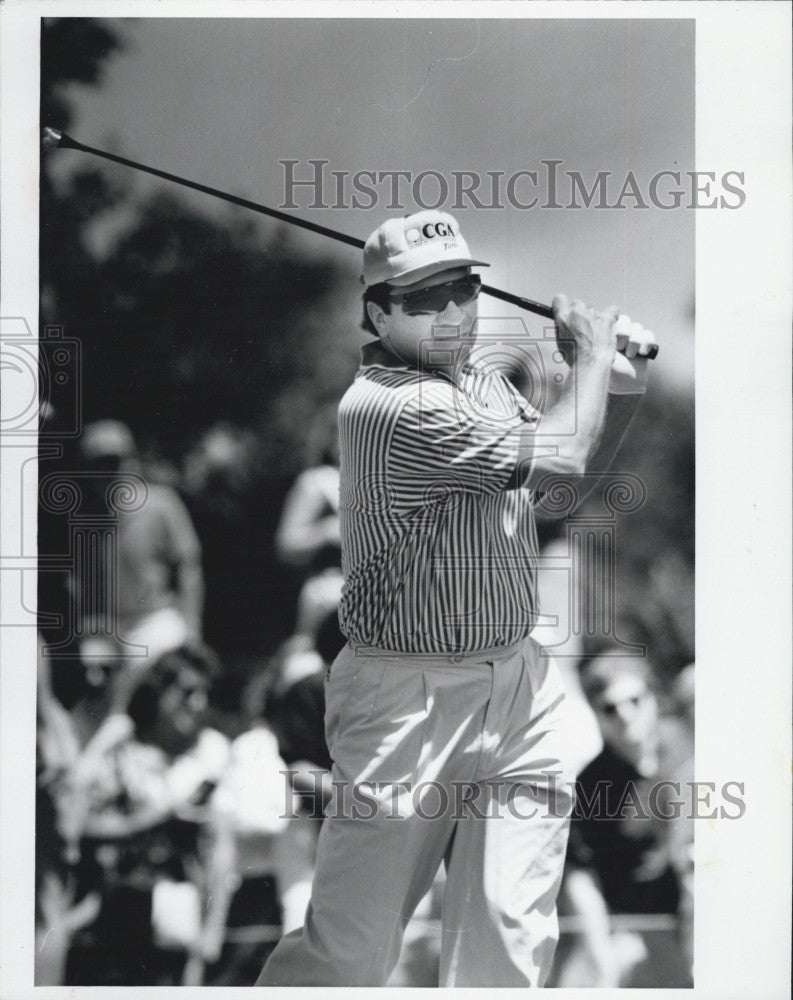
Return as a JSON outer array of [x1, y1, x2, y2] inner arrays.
[[350, 637, 530, 665]]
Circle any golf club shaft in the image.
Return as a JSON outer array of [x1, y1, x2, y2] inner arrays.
[[46, 128, 364, 249], [480, 286, 553, 319], [43, 128, 556, 317], [42, 127, 659, 358]]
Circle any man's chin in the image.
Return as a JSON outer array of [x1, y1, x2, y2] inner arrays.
[[424, 327, 469, 347]]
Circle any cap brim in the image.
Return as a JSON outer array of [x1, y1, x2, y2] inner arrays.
[[385, 258, 490, 288]]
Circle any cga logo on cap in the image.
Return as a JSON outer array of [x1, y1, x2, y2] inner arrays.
[[405, 219, 457, 248]]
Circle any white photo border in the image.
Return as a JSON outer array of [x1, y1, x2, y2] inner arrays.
[[1, 2, 790, 997]]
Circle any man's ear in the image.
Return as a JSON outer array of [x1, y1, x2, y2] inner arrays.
[[367, 300, 387, 336]]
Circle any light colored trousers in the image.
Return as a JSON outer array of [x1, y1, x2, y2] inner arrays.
[[258, 637, 573, 987]]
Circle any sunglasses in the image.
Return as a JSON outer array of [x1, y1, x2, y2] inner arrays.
[[389, 274, 482, 316]]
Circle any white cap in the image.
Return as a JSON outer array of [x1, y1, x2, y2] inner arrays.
[[362, 211, 489, 288]]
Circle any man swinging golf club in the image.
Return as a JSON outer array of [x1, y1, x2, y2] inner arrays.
[[257, 210, 657, 987]]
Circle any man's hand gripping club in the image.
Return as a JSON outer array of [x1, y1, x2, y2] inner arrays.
[[518, 295, 657, 490]]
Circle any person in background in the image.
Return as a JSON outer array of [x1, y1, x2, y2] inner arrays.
[[672, 662, 695, 740], [275, 401, 341, 573], [558, 649, 693, 987], [62, 642, 230, 986], [181, 423, 268, 679], [274, 402, 343, 644], [268, 608, 345, 805], [74, 420, 203, 666], [530, 522, 604, 777], [35, 638, 101, 986], [61, 421, 206, 796], [201, 680, 318, 986], [208, 608, 346, 984], [669, 662, 695, 981]]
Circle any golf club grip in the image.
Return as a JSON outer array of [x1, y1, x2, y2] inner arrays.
[[481, 284, 659, 358], [43, 128, 657, 356]]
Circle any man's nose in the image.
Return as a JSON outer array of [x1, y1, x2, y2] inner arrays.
[[437, 299, 466, 322]]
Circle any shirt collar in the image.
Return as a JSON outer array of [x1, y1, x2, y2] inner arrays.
[[358, 340, 537, 422], [359, 338, 478, 383], [360, 339, 409, 370]]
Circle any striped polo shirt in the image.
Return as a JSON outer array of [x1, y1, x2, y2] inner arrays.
[[337, 340, 541, 653]]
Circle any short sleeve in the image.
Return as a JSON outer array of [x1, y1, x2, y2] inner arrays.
[[386, 379, 523, 508]]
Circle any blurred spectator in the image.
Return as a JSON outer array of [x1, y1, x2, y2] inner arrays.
[[38, 634, 314, 987], [266, 609, 345, 812], [672, 661, 695, 738], [62, 642, 230, 986], [182, 423, 271, 677], [530, 530, 603, 776], [199, 606, 348, 984], [65, 644, 128, 751], [669, 662, 695, 980], [201, 691, 316, 985], [274, 402, 343, 642], [275, 402, 340, 571], [73, 420, 203, 666], [48, 421, 207, 841], [557, 649, 693, 987], [36, 638, 101, 986]]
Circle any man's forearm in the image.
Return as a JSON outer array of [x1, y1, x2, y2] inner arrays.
[[583, 391, 642, 475], [521, 390, 642, 505], [518, 353, 613, 487], [507, 297, 654, 494]]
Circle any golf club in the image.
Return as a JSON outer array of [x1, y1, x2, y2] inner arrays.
[[42, 126, 658, 358]]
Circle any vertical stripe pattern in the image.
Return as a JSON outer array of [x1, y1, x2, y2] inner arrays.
[[338, 346, 541, 653]]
